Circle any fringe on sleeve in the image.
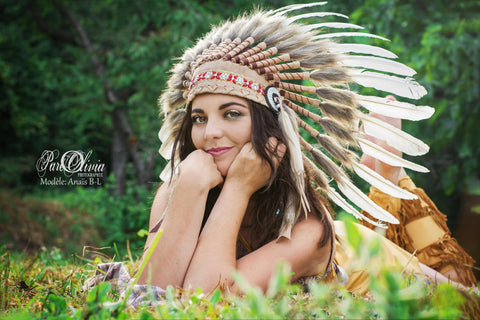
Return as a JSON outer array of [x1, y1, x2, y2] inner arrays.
[[361, 176, 477, 287]]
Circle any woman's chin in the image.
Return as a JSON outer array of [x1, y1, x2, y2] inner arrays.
[[215, 161, 231, 178]]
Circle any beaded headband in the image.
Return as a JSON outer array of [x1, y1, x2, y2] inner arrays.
[[158, 3, 434, 239]]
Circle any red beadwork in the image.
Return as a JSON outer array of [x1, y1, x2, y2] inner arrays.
[[189, 70, 265, 96]]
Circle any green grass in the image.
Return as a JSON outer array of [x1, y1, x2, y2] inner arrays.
[[1, 230, 478, 319]]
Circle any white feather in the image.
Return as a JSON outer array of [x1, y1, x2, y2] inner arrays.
[[334, 43, 398, 59], [279, 106, 310, 213], [159, 141, 173, 160], [358, 138, 429, 173], [287, 12, 349, 24], [327, 187, 388, 228], [160, 162, 171, 181], [351, 70, 427, 99], [158, 124, 171, 143], [313, 32, 389, 42], [306, 22, 364, 31], [272, 2, 327, 15], [338, 179, 399, 224], [352, 163, 417, 199], [342, 56, 416, 77], [358, 95, 435, 121], [360, 113, 429, 156]]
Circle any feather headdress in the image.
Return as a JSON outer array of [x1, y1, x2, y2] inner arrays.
[[158, 2, 433, 238]]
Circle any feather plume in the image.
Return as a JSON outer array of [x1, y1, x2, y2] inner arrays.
[[279, 106, 310, 213], [317, 101, 356, 123], [316, 87, 357, 106], [358, 138, 429, 173], [334, 43, 398, 59], [342, 56, 416, 77], [290, 41, 331, 60], [306, 22, 364, 31], [314, 32, 389, 41], [351, 70, 427, 99], [272, 2, 327, 15], [337, 179, 399, 224], [310, 67, 351, 84], [309, 147, 346, 182], [303, 155, 329, 188], [317, 117, 356, 144], [287, 12, 349, 23], [326, 187, 387, 228], [357, 95, 434, 121], [360, 113, 429, 156], [352, 163, 417, 199], [316, 133, 356, 165], [301, 53, 339, 68]]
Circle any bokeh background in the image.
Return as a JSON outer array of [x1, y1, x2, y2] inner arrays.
[[1, 0, 479, 278]]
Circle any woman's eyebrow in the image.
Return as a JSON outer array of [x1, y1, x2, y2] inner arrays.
[[191, 108, 204, 114], [219, 102, 248, 110]]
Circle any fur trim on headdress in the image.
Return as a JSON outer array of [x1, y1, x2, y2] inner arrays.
[[158, 3, 434, 238]]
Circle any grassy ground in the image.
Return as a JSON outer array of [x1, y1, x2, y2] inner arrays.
[[1, 242, 478, 319]]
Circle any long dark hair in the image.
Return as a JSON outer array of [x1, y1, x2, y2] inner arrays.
[[170, 98, 334, 258]]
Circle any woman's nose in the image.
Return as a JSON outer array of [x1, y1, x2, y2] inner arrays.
[[204, 118, 223, 140]]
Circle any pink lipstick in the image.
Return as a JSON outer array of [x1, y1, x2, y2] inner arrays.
[[207, 147, 232, 156]]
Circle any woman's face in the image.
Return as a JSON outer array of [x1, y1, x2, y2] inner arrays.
[[190, 93, 252, 176]]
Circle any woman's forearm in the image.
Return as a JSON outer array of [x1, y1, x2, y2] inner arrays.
[[183, 181, 250, 292], [137, 178, 210, 288]]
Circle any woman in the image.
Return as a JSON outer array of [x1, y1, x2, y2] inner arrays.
[[137, 92, 335, 293]]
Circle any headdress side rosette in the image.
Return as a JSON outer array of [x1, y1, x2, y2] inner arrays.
[[158, 2, 434, 238]]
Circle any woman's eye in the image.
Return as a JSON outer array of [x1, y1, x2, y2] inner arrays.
[[191, 115, 206, 124], [225, 110, 241, 119]]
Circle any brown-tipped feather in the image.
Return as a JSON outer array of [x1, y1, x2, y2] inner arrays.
[[275, 82, 317, 95], [310, 67, 351, 84], [299, 120, 355, 165], [310, 146, 346, 182], [241, 47, 278, 65], [232, 42, 267, 63], [250, 53, 290, 69], [318, 101, 356, 123], [258, 61, 301, 74], [317, 117, 357, 144], [266, 72, 311, 81], [303, 155, 329, 189], [224, 37, 255, 60], [316, 87, 357, 106], [300, 53, 338, 68], [289, 41, 331, 60], [283, 99, 323, 123]]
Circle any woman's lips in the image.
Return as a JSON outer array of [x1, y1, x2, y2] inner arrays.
[[207, 147, 232, 156]]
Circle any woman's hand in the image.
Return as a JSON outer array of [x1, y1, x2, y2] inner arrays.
[[225, 138, 286, 196], [178, 149, 223, 191], [359, 96, 407, 185]]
